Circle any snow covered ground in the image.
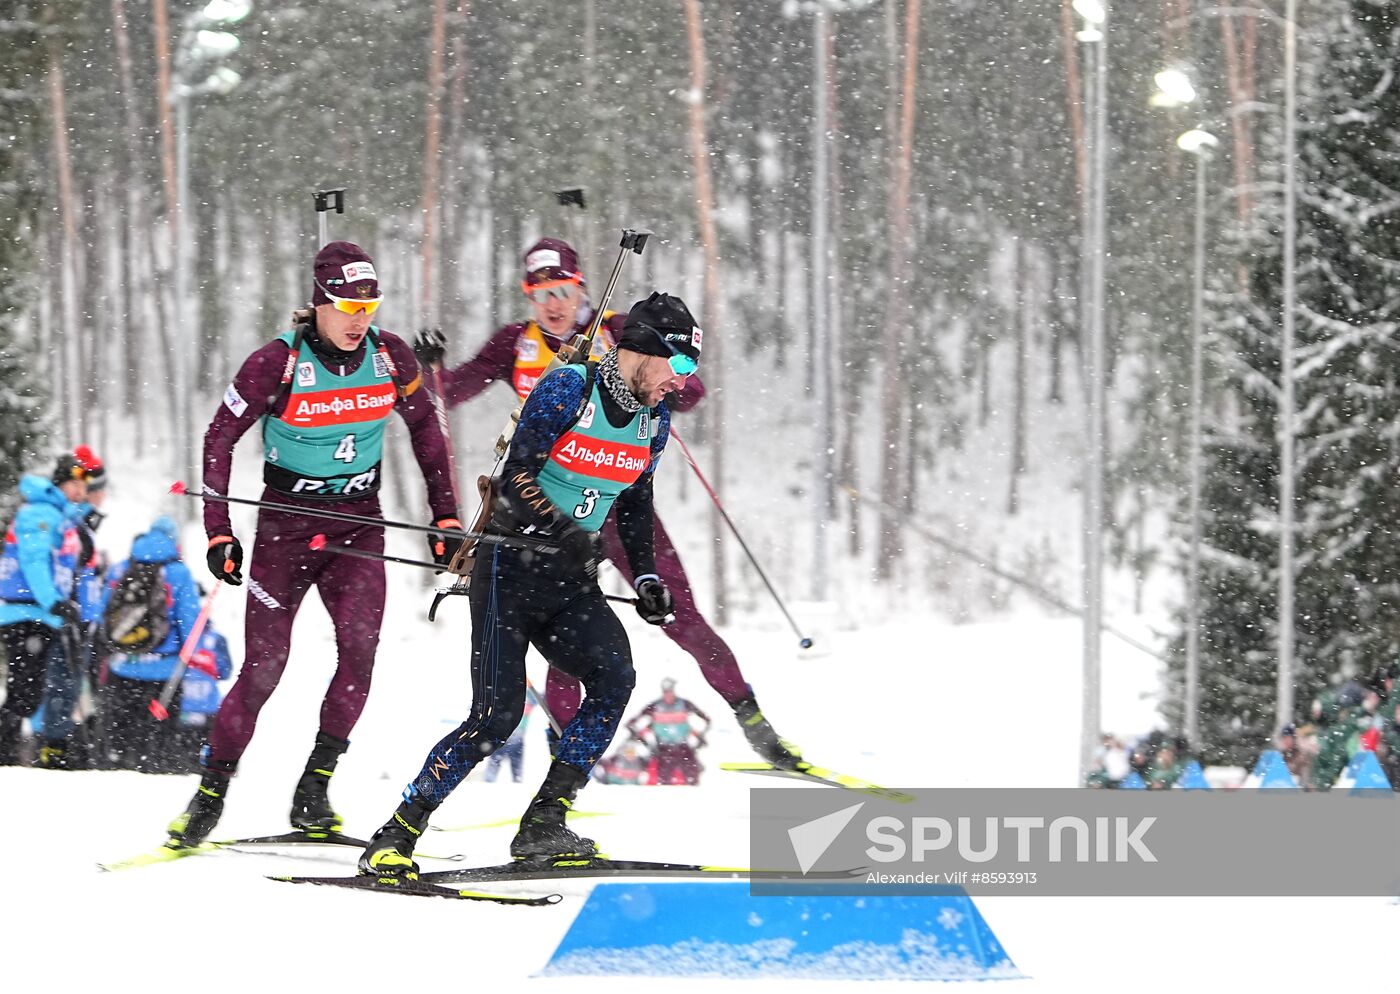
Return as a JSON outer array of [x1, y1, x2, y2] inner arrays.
[[4, 592, 1395, 991]]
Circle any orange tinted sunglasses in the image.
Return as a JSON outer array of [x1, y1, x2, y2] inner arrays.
[[317, 281, 382, 316]]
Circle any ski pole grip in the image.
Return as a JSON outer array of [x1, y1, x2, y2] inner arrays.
[[620, 228, 652, 254], [314, 189, 346, 215]]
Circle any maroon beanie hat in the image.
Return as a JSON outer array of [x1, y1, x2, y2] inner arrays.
[[313, 241, 380, 305]]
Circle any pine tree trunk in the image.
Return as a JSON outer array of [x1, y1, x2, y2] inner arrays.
[[1220, 14, 1256, 224], [682, 0, 727, 624], [151, 0, 186, 482], [437, 0, 472, 326], [420, 0, 447, 331], [1060, 0, 1087, 209], [194, 169, 220, 391], [1009, 236, 1029, 515], [78, 174, 105, 446], [877, 0, 922, 579], [45, 29, 80, 443]]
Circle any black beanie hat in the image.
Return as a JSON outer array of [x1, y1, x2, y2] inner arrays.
[[617, 292, 702, 365]]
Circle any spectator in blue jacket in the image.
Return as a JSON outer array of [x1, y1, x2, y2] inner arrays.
[[171, 628, 234, 774], [98, 516, 227, 773], [0, 452, 97, 767]]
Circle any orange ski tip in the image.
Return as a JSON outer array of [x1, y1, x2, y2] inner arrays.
[[170, 481, 187, 495]]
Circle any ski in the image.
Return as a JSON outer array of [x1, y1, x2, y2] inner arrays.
[[721, 761, 916, 803], [429, 809, 610, 832], [98, 842, 221, 872], [221, 830, 370, 848], [100, 831, 369, 872], [419, 856, 865, 885], [270, 874, 562, 905]]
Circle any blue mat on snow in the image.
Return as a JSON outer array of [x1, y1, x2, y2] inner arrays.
[[542, 881, 1020, 981]]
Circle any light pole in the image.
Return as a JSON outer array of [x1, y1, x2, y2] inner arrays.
[[1177, 126, 1218, 751], [811, 0, 831, 602], [1169, 1, 1300, 738], [171, 1, 249, 502], [1074, 0, 1108, 784], [1277, 0, 1298, 734]]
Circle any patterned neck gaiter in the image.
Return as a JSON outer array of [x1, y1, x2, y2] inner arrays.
[[598, 348, 643, 414]]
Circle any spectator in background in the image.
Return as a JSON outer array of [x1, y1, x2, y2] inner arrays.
[[1085, 734, 1130, 788], [1377, 691, 1400, 791], [594, 739, 649, 785], [626, 678, 711, 785], [1278, 724, 1315, 789], [69, 457, 108, 765], [483, 696, 534, 784], [99, 517, 228, 773], [0, 448, 100, 768], [1348, 685, 1383, 756], [1310, 689, 1352, 789], [169, 627, 233, 775], [1145, 743, 1184, 789]]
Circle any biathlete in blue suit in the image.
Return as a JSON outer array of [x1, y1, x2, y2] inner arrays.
[[361, 292, 704, 877]]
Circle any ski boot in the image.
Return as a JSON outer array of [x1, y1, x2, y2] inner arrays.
[[511, 761, 598, 861], [359, 795, 434, 879], [289, 731, 348, 836], [167, 766, 234, 849], [36, 742, 69, 770], [732, 694, 805, 770]]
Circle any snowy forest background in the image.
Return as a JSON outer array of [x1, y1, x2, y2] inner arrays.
[[3, 0, 1399, 767]]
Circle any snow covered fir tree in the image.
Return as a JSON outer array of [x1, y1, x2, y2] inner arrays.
[[1168, 0, 1400, 765]]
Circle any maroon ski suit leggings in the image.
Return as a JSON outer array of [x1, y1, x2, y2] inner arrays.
[[205, 495, 386, 766]]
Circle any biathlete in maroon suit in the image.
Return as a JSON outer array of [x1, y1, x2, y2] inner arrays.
[[166, 241, 461, 850], [413, 237, 803, 769]]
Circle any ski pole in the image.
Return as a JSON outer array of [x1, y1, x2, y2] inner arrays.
[[149, 580, 222, 721], [308, 535, 453, 572], [306, 535, 638, 606], [169, 482, 557, 553], [525, 678, 562, 738], [668, 429, 813, 649]]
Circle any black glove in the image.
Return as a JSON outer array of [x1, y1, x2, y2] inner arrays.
[[634, 575, 674, 625], [557, 526, 601, 579], [83, 507, 105, 531], [49, 599, 81, 626], [206, 535, 244, 586], [427, 517, 466, 568], [414, 327, 447, 370]]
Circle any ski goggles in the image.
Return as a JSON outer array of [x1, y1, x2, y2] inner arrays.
[[317, 281, 382, 315], [638, 324, 699, 377], [522, 280, 580, 303]]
